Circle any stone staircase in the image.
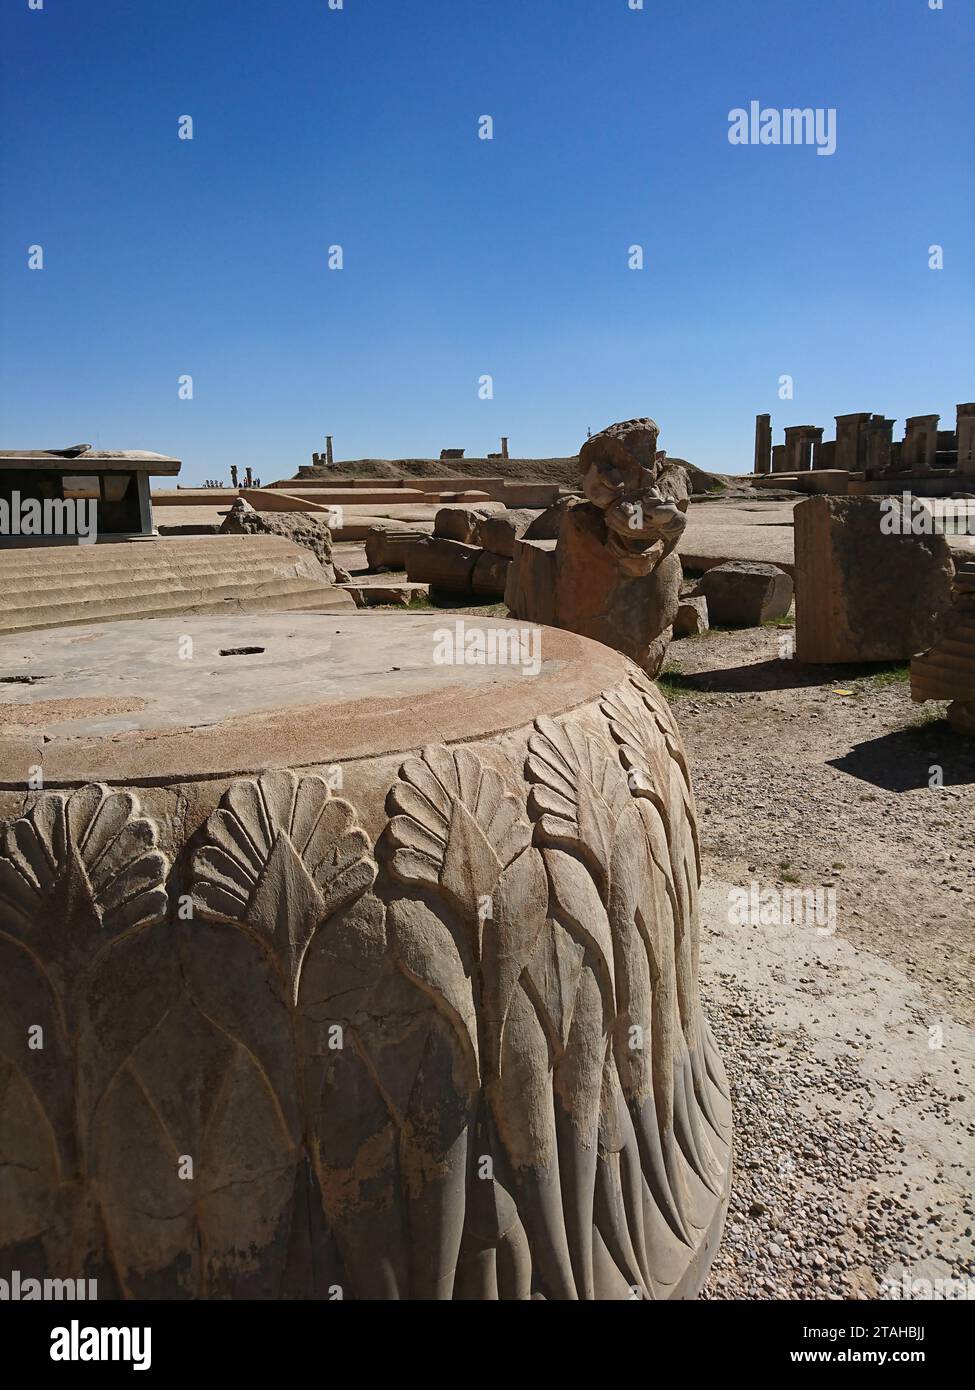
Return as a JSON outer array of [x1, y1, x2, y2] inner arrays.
[[0, 535, 354, 635]]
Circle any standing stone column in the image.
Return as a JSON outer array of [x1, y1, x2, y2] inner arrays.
[[753, 414, 772, 475], [325, 436, 334, 467], [784, 426, 822, 473], [956, 403, 975, 475], [501, 436, 509, 459], [865, 417, 895, 475], [812, 439, 836, 470], [902, 415, 940, 474], [834, 413, 873, 473]]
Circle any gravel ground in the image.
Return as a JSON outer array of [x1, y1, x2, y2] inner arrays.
[[664, 622, 975, 1300]]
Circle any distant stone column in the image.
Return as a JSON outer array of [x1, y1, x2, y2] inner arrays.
[[326, 436, 334, 467], [956, 403, 975, 474], [501, 436, 509, 460], [834, 413, 873, 473], [244, 466, 254, 487], [230, 465, 239, 488], [784, 425, 822, 473], [771, 444, 788, 473], [902, 415, 940, 474], [753, 414, 772, 474], [813, 439, 836, 471], [865, 417, 895, 475]]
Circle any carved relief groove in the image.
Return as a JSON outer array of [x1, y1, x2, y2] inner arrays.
[[0, 687, 730, 1299]]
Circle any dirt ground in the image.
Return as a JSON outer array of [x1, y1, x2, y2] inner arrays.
[[665, 620, 975, 1300], [666, 621, 975, 1021]]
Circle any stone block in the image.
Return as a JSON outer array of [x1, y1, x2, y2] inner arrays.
[[504, 538, 557, 626], [471, 549, 511, 598], [220, 506, 342, 579], [338, 581, 428, 608], [364, 525, 430, 571], [524, 501, 570, 541], [794, 496, 954, 662], [700, 560, 793, 627], [434, 506, 488, 544], [477, 509, 538, 558], [911, 559, 975, 723], [674, 595, 709, 636], [405, 536, 479, 594]]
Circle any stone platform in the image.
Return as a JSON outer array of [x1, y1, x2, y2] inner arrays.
[[0, 614, 731, 1299]]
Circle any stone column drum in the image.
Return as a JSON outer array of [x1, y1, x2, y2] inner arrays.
[[0, 614, 731, 1299]]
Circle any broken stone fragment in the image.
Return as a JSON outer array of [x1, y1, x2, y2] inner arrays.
[[674, 595, 709, 636]]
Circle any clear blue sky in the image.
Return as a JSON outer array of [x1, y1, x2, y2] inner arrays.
[[2, 0, 972, 483]]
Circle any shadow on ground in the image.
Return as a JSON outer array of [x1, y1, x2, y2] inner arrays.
[[660, 658, 911, 695], [827, 725, 975, 791]]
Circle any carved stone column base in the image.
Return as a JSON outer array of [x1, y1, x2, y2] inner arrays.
[[0, 613, 731, 1299]]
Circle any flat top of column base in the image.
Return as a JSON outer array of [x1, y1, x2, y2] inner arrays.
[[0, 612, 632, 785]]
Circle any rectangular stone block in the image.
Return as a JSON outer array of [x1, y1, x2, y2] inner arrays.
[[505, 538, 557, 625], [405, 536, 479, 593], [794, 496, 955, 663], [364, 525, 431, 571], [701, 561, 792, 626]]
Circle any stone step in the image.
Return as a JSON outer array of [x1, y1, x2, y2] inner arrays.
[[1, 556, 316, 605], [0, 536, 351, 634], [0, 536, 302, 576], [0, 577, 352, 635]]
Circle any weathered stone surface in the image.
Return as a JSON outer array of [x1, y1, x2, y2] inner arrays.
[[948, 700, 975, 735], [912, 560, 975, 733], [405, 536, 480, 594], [795, 497, 955, 662], [701, 560, 793, 627], [471, 549, 510, 598], [0, 534, 355, 635], [0, 613, 731, 1299], [220, 503, 348, 581], [338, 581, 428, 608], [674, 595, 709, 636], [678, 498, 796, 575], [477, 508, 539, 558], [681, 460, 730, 494], [364, 524, 431, 571], [524, 499, 571, 541], [433, 505, 491, 544], [502, 421, 690, 676], [578, 419, 690, 513], [505, 538, 557, 627], [555, 502, 682, 675]]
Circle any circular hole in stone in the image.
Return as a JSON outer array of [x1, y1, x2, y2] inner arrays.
[[0, 675, 48, 684], [218, 647, 266, 657]]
